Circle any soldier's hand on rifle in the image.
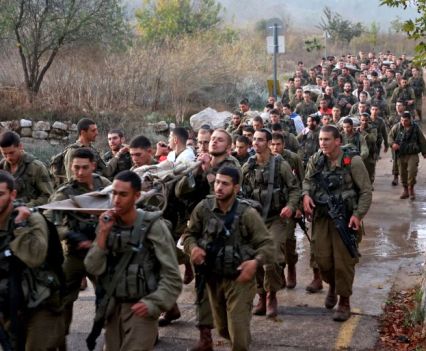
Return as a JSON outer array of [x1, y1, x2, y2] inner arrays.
[[97, 210, 116, 250], [348, 215, 361, 231], [280, 206, 293, 219], [391, 143, 400, 151], [131, 302, 149, 317], [191, 246, 206, 265], [236, 259, 258, 283], [303, 195, 316, 220]]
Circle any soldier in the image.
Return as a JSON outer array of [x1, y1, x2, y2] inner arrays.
[[268, 108, 297, 136], [281, 78, 295, 105], [370, 105, 389, 159], [84, 170, 182, 350], [63, 118, 106, 182], [349, 92, 370, 116], [316, 86, 336, 109], [295, 91, 318, 124], [337, 82, 358, 116], [0, 170, 65, 350], [241, 129, 300, 318], [46, 148, 111, 345], [166, 127, 196, 165], [303, 125, 372, 321], [0, 131, 53, 206], [409, 67, 425, 120], [282, 104, 305, 135], [232, 135, 251, 167], [370, 86, 390, 123], [359, 113, 378, 184], [182, 166, 275, 351], [331, 105, 342, 127], [197, 126, 213, 155], [341, 118, 369, 160], [289, 87, 304, 111], [389, 111, 426, 200], [270, 123, 300, 153], [252, 115, 265, 131], [389, 101, 407, 186], [297, 115, 321, 168], [226, 111, 244, 136], [103, 129, 132, 180], [129, 135, 158, 170], [383, 69, 398, 102], [390, 77, 415, 113]]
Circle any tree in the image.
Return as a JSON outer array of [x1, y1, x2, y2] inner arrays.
[[380, 0, 426, 65], [0, 0, 128, 102], [304, 37, 324, 53], [318, 7, 364, 50], [136, 0, 223, 43]]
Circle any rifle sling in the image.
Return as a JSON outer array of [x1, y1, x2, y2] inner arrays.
[[262, 155, 276, 220]]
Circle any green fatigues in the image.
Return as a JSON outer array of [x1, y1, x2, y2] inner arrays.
[[226, 124, 243, 137], [242, 154, 300, 294], [389, 123, 426, 186], [361, 126, 378, 184], [85, 211, 182, 351], [46, 174, 111, 336], [289, 96, 303, 111], [370, 97, 390, 123], [295, 101, 317, 124], [390, 86, 416, 112], [336, 93, 358, 116], [342, 132, 369, 160], [303, 152, 372, 297], [1, 212, 64, 350], [182, 198, 274, 351], [297, 127, 320, 168], [63, 141, 106, 182], [103, 149, 132, 180], [0, 152, 53, 206], [409, 76, 425, 120], [371, 117, 389, 156], [176, 155, 242, 328], [383, 78, 398, 101]]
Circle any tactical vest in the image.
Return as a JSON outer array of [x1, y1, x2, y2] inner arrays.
[[100, 210, 162, 301], [310, 150, 358, 214], [395, 123, 421, 156], [243, 155, 288, 218], [198, 197, 256, 279]]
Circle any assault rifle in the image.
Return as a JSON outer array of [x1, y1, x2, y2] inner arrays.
[[313, 171, 360, 259]]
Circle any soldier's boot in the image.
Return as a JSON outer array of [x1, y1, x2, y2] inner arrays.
[[325, 284, 337, 309], [306, 268, 323, 293], [332, 296, 351, 322], [158, 303, 181, 327], [391, 175, 399, 186], [409, 185, 416, 200], [400, 186, 409, 199], [253, 293, 267, 316], [286, 264, 297, 289], [266, 291, 278, 318], [183, 261, 194, 285], [190, 326, 213, 351]]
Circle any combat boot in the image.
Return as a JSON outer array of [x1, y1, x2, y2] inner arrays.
[[409, 185, 416, 200], [400, 186, 409, 199], [306, 268, 323, 293], [158, 303, 181, 326], [190, 326, 213, 351], [183, 261, 194, 284], [333, 296, 351, 321], [286, 264, 297, 289], [266, 291, 278, 318], [253, 293, 266, 316], [391, 175, 398, 186], [324, 285, 337, 309]]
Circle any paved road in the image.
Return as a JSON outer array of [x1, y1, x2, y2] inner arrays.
[[69, 139, 426, 350]]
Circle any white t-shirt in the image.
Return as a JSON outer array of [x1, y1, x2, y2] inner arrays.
[[167, 147, 196, 164]]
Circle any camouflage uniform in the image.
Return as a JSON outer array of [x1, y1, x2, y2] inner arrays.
[[302, 150, 372, 298], [336, 93, 358, 117], [295, 101, 318, 124], [182, 197, 274, 351], [297, 127, 320, 168], [370, 117, 389, 156], [63, 141, 106, 182], [390, 86, 416, 112], [85, 209, 182, 351], [103, 149, 132, 180], [0, 152, 53, 206], [341, 132, 369, 160], [46, 174, 111, 337], [282, 131, 300, 153], [409, 76, 425, 120], [370, 97, 390, 122], [383, 78, 398, 101], [241, 154, 300, 294], [360, 125, 378, 184]]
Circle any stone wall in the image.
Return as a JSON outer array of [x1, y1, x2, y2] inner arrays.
[[0, 119, 77, 145]]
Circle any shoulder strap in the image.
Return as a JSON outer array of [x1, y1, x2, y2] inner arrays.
[[262, 155, 276, 220]]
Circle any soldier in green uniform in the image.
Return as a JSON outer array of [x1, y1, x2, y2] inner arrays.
[[390, 77, 416, 113], [0, 171, 65, 350], [63, 118, 106, 182], [389, 101, 408, 186], [341, 118, 369, 160], [232, 135, 251, 167], [46, 148, 111, 345], [359, 113, 378, 184], [297, 115, 321, 168], [289, 88, 304, 111], [85, 170, 182, 351], [409, 67, 425, 120], [295, 91, 318, 124], [128, 135, 158, 170], [242, 129, 300, 318], [182, 166, 275, 351], [0, 131, 53, 206], [389, 111, 426, 200], [337, 82, 358, 117], [303, 125, 372, 321], [226, 111, 244, 137], [383, 69, 399, 102], [370, 105, 389, 159], [103, 129, 132, 179], [370, 86, 390, 123]]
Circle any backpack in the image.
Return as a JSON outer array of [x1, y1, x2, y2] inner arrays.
[[49, 143, 79, 185]]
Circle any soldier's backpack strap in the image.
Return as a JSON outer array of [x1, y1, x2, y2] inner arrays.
[[261, 154, 277, 220]]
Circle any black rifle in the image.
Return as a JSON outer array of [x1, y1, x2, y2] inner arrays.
[[295, 215, 311, 242], [313, 171, 360, 259]]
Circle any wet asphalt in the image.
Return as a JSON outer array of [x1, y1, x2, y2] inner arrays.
[[69, 131, 426, 351]]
